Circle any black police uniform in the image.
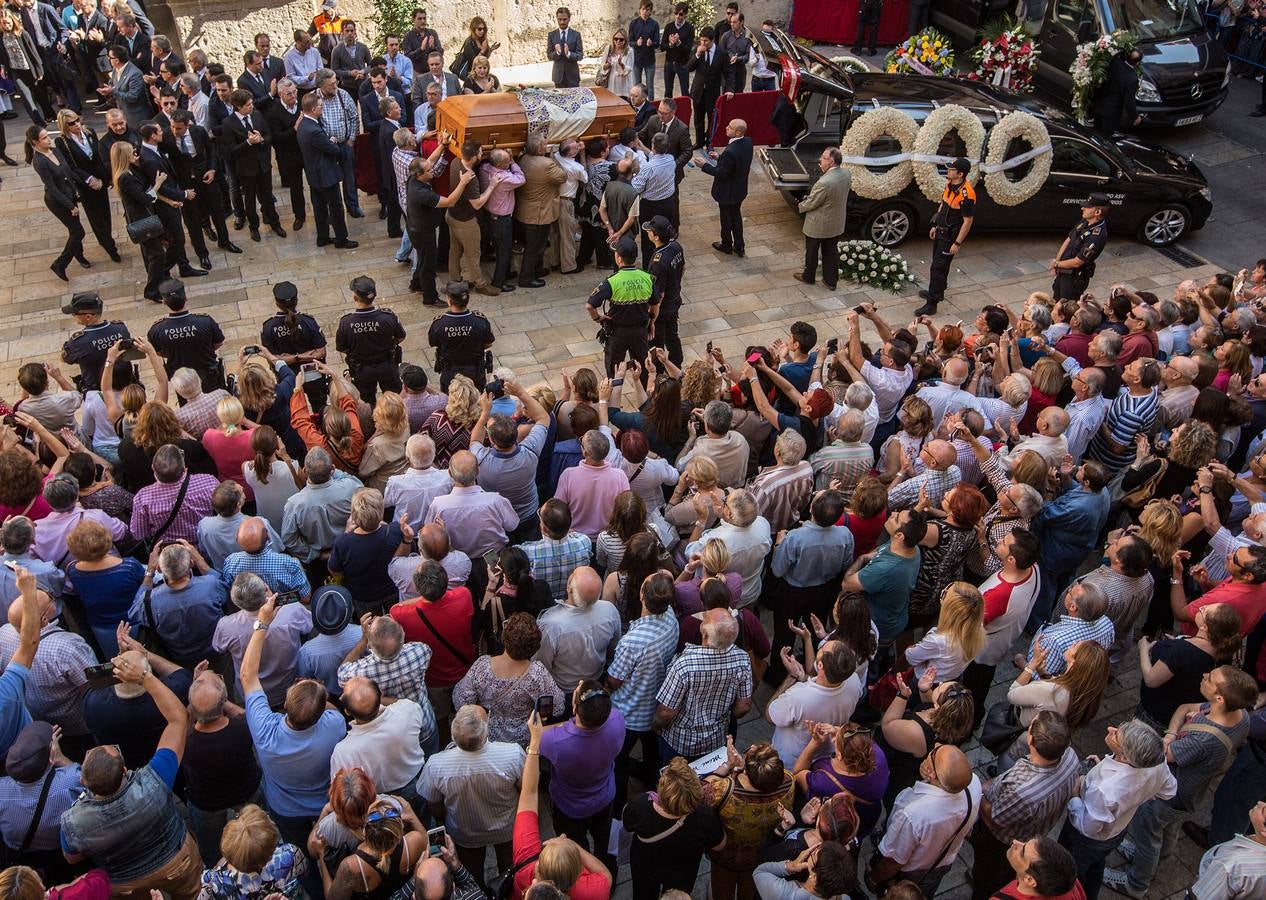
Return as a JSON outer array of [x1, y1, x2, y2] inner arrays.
[[262, 307, 330, 412], [588, 265, 657, 377], [146, 310, 226, 390], [1053, 217, 1109, 301], [648, 238, 686, 367], [927, 180, 976, 303], [428, 309, 494, 392], [335, 307, 406, 405], [62, 320, 131, 392]]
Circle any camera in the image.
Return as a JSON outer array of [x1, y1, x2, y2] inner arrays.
[[118, 338, 135, 352], [487, 378, 505, 399], [1, 414, 16, 427], [242, 345, 261, 356], [825, 337, 839, 355], [690, 411, 704, 437]]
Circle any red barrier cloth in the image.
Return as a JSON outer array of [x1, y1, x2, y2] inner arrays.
[[790, 0, 912, 47], [711, 91, 784, 147]]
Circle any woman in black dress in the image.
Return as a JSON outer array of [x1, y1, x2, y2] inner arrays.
[[110, 140, 172, 303], [26, 125, 87, 281], [54, 108, 121, 263], [462, 55, 501, 94], [451, 17, 501, 80]]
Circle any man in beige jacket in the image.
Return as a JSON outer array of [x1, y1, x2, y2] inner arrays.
[[793, 148, 850, 291], [514, 133, 566, 289]]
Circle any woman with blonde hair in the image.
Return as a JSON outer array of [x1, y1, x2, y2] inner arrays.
[[1213, 340, 1252, 391], [462, 54, 501, 93], [1134, 498, 1185, 636], [665, 454, 726, 533], [674, 536, 742, 615], [976, 372, 1031, 434], [199, 804, 307, 899], [67, 517, 145, 656], [290, 362, 365, 473], [110, 140, 171, 303], [706, 739, 795, 900], [903, 581, 986, 680], [313, 797, 425, 900], [681, 360, 721, 410], [999, 639, 1110, 769], [876, 395, 933, 485], [359, 392, 409, 491], [243, 425, 305, 533], [201, 395, 255, 494], [1122, 423, 1218, 525], [1138, 602, 1241, 731], [0, 865, 109, 900], [421, 375, 479, 468], [328, 488, 406, 615], [599, 29, 634, 95], [623, 756, 725, 900]]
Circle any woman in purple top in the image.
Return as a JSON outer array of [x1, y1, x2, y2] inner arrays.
[[538, 680, 627, 869], [791, 724, 889, 840]]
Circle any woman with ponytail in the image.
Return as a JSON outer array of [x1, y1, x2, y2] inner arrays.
[[313, 797, 425, 900], [243, 425, 305, 532], [202, 395, 256, 495]]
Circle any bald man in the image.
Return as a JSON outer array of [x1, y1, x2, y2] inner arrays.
[[887, 438, 962, 512], [387, 520, 473, 600], [220, 516, 311, 600], [329, 674, 429, 798], [869, 744, 982, 895], [917, 356, 982, 427], [1159, 355, 1200, 430], [693, 117, 752, 257], [409, 842, 483, 900], [536, 566, 621, 698], [424, 451, 519, 559], [1009, 406, 1071, 467]]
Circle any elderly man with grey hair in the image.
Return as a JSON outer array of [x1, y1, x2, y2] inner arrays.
[[171, 367, 230, 439], [536, 567, 621, 696], [281, 447, 362, 564], [213, 571, 312, 707], [130, 444, 220, 545], [130, 539, 226, 667], [418, 703, 525, 885], [748, 430, 814, 533], [197, 480, 283, 570], [385, 434, 453, 532], [684, 489, 773, 607], [337, 614, 437, 748], [917, 357, 980, 428], [0, 517, 65, 616], [424, 451, 519, 559], [315, 66, 363, 216], [515, 132, 564, 289], [330, 675, 429, 805], [32, 474, 128, 567], [676, 398, 750, 488], [654, 607, 753, 759], [632, 129, 679, 267], [810, 409, 874, 498]]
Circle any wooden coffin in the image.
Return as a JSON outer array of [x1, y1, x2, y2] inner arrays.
[[435, 87, 634, 155]]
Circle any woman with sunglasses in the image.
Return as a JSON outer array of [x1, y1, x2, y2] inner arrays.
[[313, 797, 425, 900], [26, 125, 88, 281], [110, 140, 173, 303], [55, 108, 122, 263], [598, 29, 634, 96], [451, 17, 501, 81], [877, 670, 974, 812], [792, 725, 889, 840]]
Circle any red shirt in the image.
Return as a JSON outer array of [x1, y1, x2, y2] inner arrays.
[[1055, 331, 1093, 367], [983, 570, 1029, 624], [389, 587, 474, 687], [1183, 579, 1266, 638], [994, 879, 1086, 900], [839, 509, 887, 556], [47, 869, 111, 900], [512, 810, 611, 900]]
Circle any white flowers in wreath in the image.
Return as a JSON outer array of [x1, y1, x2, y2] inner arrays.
[[830, 55, 871, 75], [911, 104, 985, 202], [982, 110, 1053, 207], [840, 107, 920, 200]]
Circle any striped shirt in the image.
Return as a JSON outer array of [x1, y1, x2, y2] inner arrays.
[[656, 643, 753, 757], [417, 741, 525, 846], [630, 152, 676, 201], [1064, 395, 1110, 462], [1192, 835, 1266, 900], [520, 532, 593, 600], [609, 611, 679, 731], [983, 746, 1081, 844], [1087, 387, 1160, 472], [810, 440, 874, 497], [1079, 566, 1154, 660], [748, 461, 814, 533], [1028, 615, 1115, 676]]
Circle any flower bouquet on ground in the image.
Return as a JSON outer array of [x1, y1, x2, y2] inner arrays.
[[837, 240, 919, 293], [968, 23, 1040, 92], [884, 28, 955, 76], [1070, 29, 1137, 121]]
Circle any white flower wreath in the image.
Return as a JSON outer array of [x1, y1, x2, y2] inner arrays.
[[982, 110, 1052, 206], [840, 107, 920, 200], [910, 104, 986, 202], [830, 55, 871, 75]]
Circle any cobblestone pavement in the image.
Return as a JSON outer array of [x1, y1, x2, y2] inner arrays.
[[0, 109, 1223, 898]]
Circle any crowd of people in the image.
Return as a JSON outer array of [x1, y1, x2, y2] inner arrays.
[[4, 3, 1266, 900]]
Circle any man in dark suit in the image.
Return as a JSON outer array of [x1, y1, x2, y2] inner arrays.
[[237, 51, 277, 110], [254, 32, 287, 87], [628, 84, 655, 130], [694, 118, 752, 257], [110, 10, 151, 73], [149, 88, 178, 151], [687, 28, 725, 149], [410, 51, 461, 110], [296, 91, 356, 249], [546, 7, 583, 88], [206, 73, 246, 228], [100, 109, 141, 160], [375, 94, 406, 238], [265, 78, 308, 231], [168, 110, 241, 267], [360, 67, 407, 135], [637, 97, 693, 182], [220, 89, 286, 242], [136, 122, 205, 279]]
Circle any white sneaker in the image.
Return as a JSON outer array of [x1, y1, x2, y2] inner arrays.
[[1102, 867, 1145, 898], [1117, 837, 1137, 863]]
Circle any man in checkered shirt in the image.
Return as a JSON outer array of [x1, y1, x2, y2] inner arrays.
[[886, 440, 961, 513], [336, 615, 437, 752], [1022, 581, 1116, 678], [654, 608, 753, 759], [221, 518, 311, 599], [314, 67, 364, 217]]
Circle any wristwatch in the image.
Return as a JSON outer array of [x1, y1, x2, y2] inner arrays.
[[253, 620, 270, 632], [1199, 486, 1213, 494]]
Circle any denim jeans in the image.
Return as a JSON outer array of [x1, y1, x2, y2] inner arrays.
[[751, 75, 777, 91], [395, 231, 413, 263], [633, 61, 656, 99], [1058, 820, 1124, 900], [1124, 797, 1187, 894], [1211, 742, 1266, 843]]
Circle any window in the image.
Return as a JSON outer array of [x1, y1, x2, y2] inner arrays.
[[1051, 139, 1115, 177], [1054, 0, 1091, 28]]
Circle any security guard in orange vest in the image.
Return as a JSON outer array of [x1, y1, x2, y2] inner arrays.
[[916, 157, 975, 316], [309, 0, 348, 64]]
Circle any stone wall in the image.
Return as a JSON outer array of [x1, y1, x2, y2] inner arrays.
[[158, 0, 791, 70]]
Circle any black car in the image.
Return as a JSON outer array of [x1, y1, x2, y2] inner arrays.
[[757, 36, 1212, 249]]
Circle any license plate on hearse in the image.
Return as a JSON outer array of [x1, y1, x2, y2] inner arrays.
[[1174, 115, 1203, 126]]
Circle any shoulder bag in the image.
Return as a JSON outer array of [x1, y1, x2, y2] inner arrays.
[[414, 603, 473, 666], [979, 701, 1027, 755], [0, 768, 56, 868], [126, 214, 165, 244], [144, 473, 190, 554], [1181, 721, 1236, 776], [869, 788, 974, 897], [487, 852, 539, 900]]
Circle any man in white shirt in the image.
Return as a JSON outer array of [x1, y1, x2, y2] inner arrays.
[[916, 357, 979, 428], [330, 676, 428, 801], [384, 435, 454, 532], [869, 744, 982, 895], [766, 641, 862, 766], [1190, 801, 1266, 900], [684, 490, 773, 607], [1008, 407, 1071, 468], [1158, 355, 1200, 431], [675, 400, 750, 488], [551, 139, 588, 275], [846, 307, 913, 446]]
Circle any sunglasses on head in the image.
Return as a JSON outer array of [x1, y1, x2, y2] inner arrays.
[[366, 807, 402, 824]]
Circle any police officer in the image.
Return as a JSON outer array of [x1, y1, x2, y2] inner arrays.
[[146, 279, 227, 391], [1050, 193, 1110, 302], [586, 238, 658, 377], [427, 282, 494, 392], [262, 281, 330, 411], [645, 215, 686, 368], [61, 292, 131, 392], [335, 275, 406, 405], [916, 156, 976, 317]]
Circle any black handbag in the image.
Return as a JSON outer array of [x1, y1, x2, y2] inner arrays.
[[126, 214, 164, 244], [487, 853, 538, 900], [979, 701, 1027, 755]]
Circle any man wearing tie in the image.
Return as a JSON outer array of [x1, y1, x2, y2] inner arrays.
[[296, 92, 357, 250], [266, 78, 309, 231], [410, 51, 461, 112], [207, 74, 246, 229], [547, 7, 584, 89], [687, 27, 725, 149], [693, 118, 752, 258], [254, 32, 287, 87], [376, 96, 407, 239], [136, 122, 206, 279], [99, 44, 150, 131], [220, 89, 286, 242], [168, 109, 242, 268], [238, 51, 277, 111], [636, 97, 692, 183]]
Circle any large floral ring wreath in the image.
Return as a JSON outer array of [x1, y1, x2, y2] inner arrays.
[[981, 111, 1052, 207], [910, 104, 986, 202], [839, 107, 920, 200], [830, 55, 871, 74]]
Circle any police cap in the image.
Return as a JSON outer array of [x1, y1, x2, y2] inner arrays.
[[61, 291, 103, 315], [272, 281, 299, 305], [644, 215, 675, 240], [950, 157, 972, 175], [159, 279, 186, 307], [614, 237, 639, 264], [1086, 192, 1111, 209], [445, 281, 470, 302], [350, 275, 376, 300]]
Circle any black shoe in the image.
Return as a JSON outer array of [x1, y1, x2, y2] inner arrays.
[[349, 207, 365, 218], [792, 272, 814, 286], [233, 216, 246, 230], [334, 239, 358, 249], [178, 266, 208, 277], [377, 206, 387, 220], [918, 289, 932, 300], [734, 248, 745, 258], [50, 262, 68, 281], [851, 47, 862, 54], [316, 237, 332, 247], [498, 283, 516, 292], [270, 223, 287, 238], [867, 48, 878, 56], [1252, 107, 1266, 117], [914, 301, 938, 316], [218, 241, 243, 254], [560, 265, 585, 275], [203, 223, 216, 241], [1, 154, 18, 166], [387, 230, 402, 239], [75, 255, 91, 269], [0, 111, 17, 121], [250, 229, 261, 242], [823, 281, 837, 291], [293, 217, 305, 230], [145, 292, 162, 303], [519, 278, 546, 288], [107, 249, 122, 263], [712, 241, 733, 255], [199, 256, 212, 270]]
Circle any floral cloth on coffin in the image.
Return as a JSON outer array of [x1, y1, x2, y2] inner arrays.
[[518, 87, 599, 143]]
